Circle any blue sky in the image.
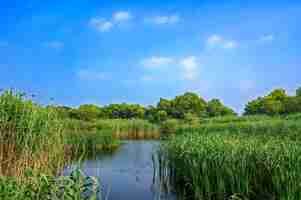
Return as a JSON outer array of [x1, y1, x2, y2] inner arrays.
[[0, 0, 300, 112]]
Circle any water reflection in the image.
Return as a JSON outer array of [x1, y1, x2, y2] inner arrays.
[[64, 140, 176, 200]]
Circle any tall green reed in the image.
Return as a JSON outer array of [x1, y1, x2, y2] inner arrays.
[[158, 118, 301, 200], [0, 90, 66, 176]]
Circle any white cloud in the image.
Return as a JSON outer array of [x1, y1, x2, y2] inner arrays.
[[180, 56, 199, 80], [223, 41, 238, 49], [140, 55, 200, 81], [43, 41, 64, 49], [77, 69, 108, 81], [141, 56, 174, 68], [89, 11, 132, 32], [207, 34, 238, 49], [113, 11, 132, 22], [259, 34, 274, 42], [89, 18, 114, 32], [207, 34, 223, 45], [148, 15, 180, 25]]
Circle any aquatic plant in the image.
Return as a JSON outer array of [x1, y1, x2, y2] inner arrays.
[[0, 90, 66, 177], [158, 119, 301, 199], [0, 169, 99, 200]]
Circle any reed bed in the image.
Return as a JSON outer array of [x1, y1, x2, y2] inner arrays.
[[158, 118, 301, 200], [0, 90, 114, 199], [65, 118, 160, 139], [66, 129, 120, 157], [79, 119, 161, 139], [178, 118, 301, 139], [0, 90, 67, 177]]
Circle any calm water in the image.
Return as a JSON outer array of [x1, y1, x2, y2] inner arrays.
[[64, 140, 176, 200]]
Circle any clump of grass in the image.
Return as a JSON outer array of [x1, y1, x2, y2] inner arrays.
[[178, 117, 301, 139], [0, 90, 112, 199], [64, 118, 160, 140], [0, 168, 99, 200], [66, 129, 120, 157], [93, 119, 160, 139], [0, 90, 66, 177], [199, 115, 274, 124], [158, 119, 301, 200]]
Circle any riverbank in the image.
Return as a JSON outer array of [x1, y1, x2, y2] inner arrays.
[[0, 91, 118, 199], [158, 116, 301, 200]]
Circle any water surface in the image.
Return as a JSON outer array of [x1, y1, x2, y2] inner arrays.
[[65, 140, 176, 200]]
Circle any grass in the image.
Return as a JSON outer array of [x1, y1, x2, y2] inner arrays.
[[158, 116, 301, 200], [179, 117, 301, 139], [65, 118, 160, 140], [66, 129, 121, 157], [0, 90, 66, 177], [0, 90, 117, 199], [0, 168, 99, 200], [94, 119, 160, 139]]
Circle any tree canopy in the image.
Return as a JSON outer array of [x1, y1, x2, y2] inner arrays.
[[244, 88, 301, 115]]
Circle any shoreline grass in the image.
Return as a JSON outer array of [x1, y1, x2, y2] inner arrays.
[[158, 117, 301, 200], [0, 90, 118, 199]]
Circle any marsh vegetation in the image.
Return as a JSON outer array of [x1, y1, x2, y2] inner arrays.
[[0, 86, 301, 199]]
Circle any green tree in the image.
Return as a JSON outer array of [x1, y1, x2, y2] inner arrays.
[[183, 113, 199, 126], [268, 88, 287, 101], [173, 92, 207, 118], [157, 98, 173, 115], [103, 103, 146, 119], [244, 97, 264, 115], [283, 96, 301, 114], [207, 99, 236, 117], [156, 110, 168, 122], [77, 104, 103, 121], [262, 98, 284, 115]]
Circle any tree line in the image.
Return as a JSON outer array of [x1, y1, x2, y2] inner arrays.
[[50, 86, 301, 122], [244, 87, 301, 115]]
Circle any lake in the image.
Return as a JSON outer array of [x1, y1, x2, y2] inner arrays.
[[64, 140, 176, 200]]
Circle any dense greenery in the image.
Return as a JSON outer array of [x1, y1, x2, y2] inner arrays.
[[0, 90, 117, 199], [245, 87, 301, 115], [0, 90, 66, 176], [0, 169, 99, 200], [2, 85, 301, 199], [52, 92, 236, 123], [52, 87, 301, 124], [158, 116, 301, 199]]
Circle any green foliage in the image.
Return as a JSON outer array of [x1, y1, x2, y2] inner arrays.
[[102, 103, 145, 119], [157, 98, 173, 114], [207, 99, 236, 117], [155, 92, 234, 120], [48, 91, 237, 122], [93, 119, 160, 139], [0, 169, 99, 200], [66, 129, 120, 156], [0, 90, 63, 153], [0, 89, 119, 178], [0, 90, 66, 177], [183, 113, 199, 126], [160, 119, 181, 135], [262, 98, 284, 115], [78, 104, 103, 121], [245, 87, 301, 116], [156, 110, 168, 122], [158, 117, 301, 200], [47, 105, 73, 119], [173, 92, 207, 118]]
